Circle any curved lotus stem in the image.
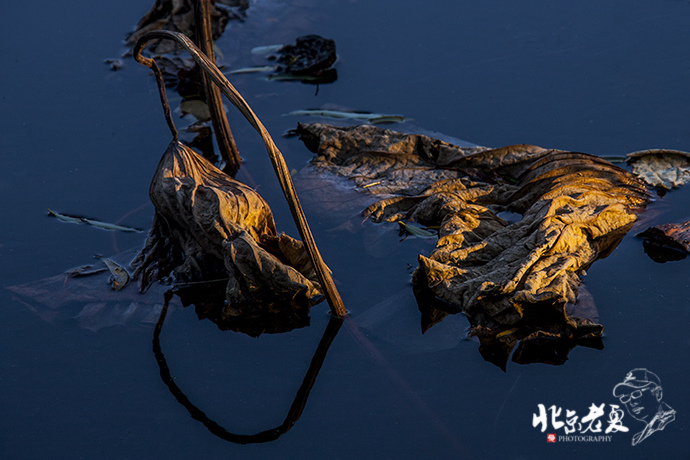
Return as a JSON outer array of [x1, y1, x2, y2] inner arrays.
[[134, 30, 347, 317], [144, 57, 179, 142]]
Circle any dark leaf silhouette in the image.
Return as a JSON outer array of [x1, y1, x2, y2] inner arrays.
[[638, 220, 690, 263]]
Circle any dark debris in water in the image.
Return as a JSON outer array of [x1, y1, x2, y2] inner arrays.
[[638, 220, 690, 263], [268, 34, 337, 83], [234, 35, 339, 85], [125, 0, 248, 56]]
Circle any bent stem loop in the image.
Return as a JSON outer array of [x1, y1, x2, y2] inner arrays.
[[133, 31, 347, 317], [153, 292, 344, 444]]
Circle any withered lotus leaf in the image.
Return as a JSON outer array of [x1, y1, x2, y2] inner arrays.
[[132, 140, 321, 318], [126, 0, 247, 55], [298, 122, 651, 366], [627, 149, 690, 190]]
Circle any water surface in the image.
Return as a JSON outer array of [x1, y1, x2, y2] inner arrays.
[[1, 1, 689, 458]]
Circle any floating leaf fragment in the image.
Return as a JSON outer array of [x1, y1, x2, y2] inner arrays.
[[48, 209, 84, 224], [368, 115, 410, 124], [95, 255, 130, 291], [627, 149, 690, 189], [398, 221, 437, 238], [8, 248, 172, 332], [228, 65, 278, 74], [284, 109, 410, 124], [250, 44, 284, 55], [82, 218, 143, 233], [267, 71, 338, 84], [638, 220, 690, 262], [65, 265, 108, 278], [48, 209, 143, 233]]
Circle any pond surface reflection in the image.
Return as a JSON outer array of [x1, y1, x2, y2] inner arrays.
[[1, 1, 689, 459]]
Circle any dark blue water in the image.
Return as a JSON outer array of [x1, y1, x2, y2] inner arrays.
[[2, 1, 689, 458]]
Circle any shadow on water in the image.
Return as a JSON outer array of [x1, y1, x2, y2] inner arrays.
[[153, 290, 343, 444]]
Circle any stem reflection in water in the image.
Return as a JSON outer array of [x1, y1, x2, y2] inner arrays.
[[152, 291, 343, 444]]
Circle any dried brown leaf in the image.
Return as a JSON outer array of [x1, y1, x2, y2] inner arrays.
[[132, 141, 322, 319], [297, 122, 652, 365]]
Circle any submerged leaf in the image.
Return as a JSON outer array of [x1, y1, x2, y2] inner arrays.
[[250, 44, 284, 55], [179, 99, 211, 122], [285, 109, 410, 124], [228, 65, 278, 74], [65, 265, 108, 278], [8, 248, 171, 332], [398, 221, 436, 238]]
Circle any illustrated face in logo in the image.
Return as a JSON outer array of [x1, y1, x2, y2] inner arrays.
[[612, 367, 675, 446], [616, 384, 662, 422]]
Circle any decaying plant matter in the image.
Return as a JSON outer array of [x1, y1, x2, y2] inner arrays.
[[298, 122, 651, 367], [638, 220, 690, 263], [265, 35, 338, 84], [126, 0, 248, 55], [128, 0, 243, 176], [131, 140, 322, 317], [131, 31, 346, 324], [627, 149, 690, 190]]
